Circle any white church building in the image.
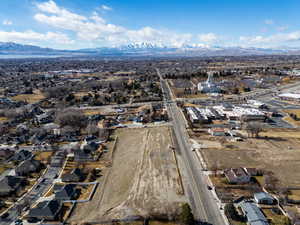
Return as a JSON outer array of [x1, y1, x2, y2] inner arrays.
[[197, 72, 221, 93]]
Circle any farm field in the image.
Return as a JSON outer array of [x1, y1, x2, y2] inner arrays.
[[68, 126, 186, 223]]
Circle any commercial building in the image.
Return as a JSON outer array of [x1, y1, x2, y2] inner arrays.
[[278, 93, 300, 102]]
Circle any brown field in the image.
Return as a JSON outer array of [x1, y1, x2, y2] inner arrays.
[[283, 109, 300, 117], [283, 116, 300, 127], [262, 208, 288, 225], [74, 91, 90, 98], [283, 109, 300, 127], [68, 126, 186, 223], [82, 109, 103, 116], [199, 130, 300, 186], [11, 90, 45, 103], [0, 117, 8, 122], [34, 151, 53, 162], [288, 190, 300, 201]]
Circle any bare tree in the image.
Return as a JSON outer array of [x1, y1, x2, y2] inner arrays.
[[98, 128, 109, 141], [86, 123, 99, 136], [43, 85, 70, 99], [244, 122, 263, 138], [264, 172, 279, 192], [55, 109, 87, 130]]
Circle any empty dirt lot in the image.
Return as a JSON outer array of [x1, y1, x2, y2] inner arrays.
[[69, 126, 186, 223], [199, 129, 300, 187]]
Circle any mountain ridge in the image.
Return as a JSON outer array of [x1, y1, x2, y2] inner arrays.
[[0, 42, 299, 57]]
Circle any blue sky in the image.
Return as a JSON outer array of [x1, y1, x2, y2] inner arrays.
[[0, 0, 299, 49]]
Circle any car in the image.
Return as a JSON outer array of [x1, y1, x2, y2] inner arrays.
[[22, 206, 29, 212], [27, 218, 40, 223], [15, 219, 23, 225], [207, 185, 212, 190], [1, 212, 9, 219]]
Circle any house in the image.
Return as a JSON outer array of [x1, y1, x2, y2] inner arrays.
[[244, 168, 259, 176], [55, 184, 77, 200], [81, 141, 99, 152], [224, 168, 251, 184], [209, 128, 227, 136], [15, 159, 42, 176], [74, 141, 99, 162], [74, 148, 94, 162], [34, 112, 54, 125], [13, 150, 32, 162], [0, 176, 25, 196], [254, 192, 275, 205], [0, 148, 14, 160], [51, 151, 65, 167], [239, 201, 269, 225], [61, 168, 84, 182], [27, 200, 62, 221]]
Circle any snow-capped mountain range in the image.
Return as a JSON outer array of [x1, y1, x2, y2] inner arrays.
[[0, 42, 299, 57]]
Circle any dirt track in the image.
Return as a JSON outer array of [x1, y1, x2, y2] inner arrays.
[[69, 126, 186, 223]]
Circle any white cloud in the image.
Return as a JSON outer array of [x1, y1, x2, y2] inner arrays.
[[101, 5, 112, 11], [0, 30, 74, 45], [264, 19, 274, 25], [34, 0, 195, 47], [240, 31, 300, 47], [198, 33, 218, 43], [2, 20, 12, 26], [277, 26, 288, 32]]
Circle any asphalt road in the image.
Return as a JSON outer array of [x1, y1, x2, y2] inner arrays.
[[157, 69, 226, 225]]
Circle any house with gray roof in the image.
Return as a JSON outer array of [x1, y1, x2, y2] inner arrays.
[[15, 158, 42, 176], [27, 200, 62, 221], [240, 201, 269, 225], [254, 192, 275, 205], [55, 184, 77, 200], [61, 168, 84, 182], [13, 149, 32, 162], [0, 148, 14, 160], [0, 176, 25, 197]]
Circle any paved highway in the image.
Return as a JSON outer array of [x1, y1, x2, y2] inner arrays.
[[156, 69, 226, 225]]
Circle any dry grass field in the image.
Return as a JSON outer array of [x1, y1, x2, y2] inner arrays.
[[199, 129, 300, 186], [0, 117, 8, 122], [11, 90, 45, 103], [283, 109, 300, 127], [69, 126, 186, 223]]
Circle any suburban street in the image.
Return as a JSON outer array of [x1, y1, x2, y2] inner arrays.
[[0, 164, 62, 225], [157, 68, 226, 225]]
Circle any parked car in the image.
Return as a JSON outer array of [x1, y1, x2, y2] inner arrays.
[[15, 219, 23, 225], [1, 212, 9, 219]]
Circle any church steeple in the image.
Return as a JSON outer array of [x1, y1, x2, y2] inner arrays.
[[206, 72, 214, 84]]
